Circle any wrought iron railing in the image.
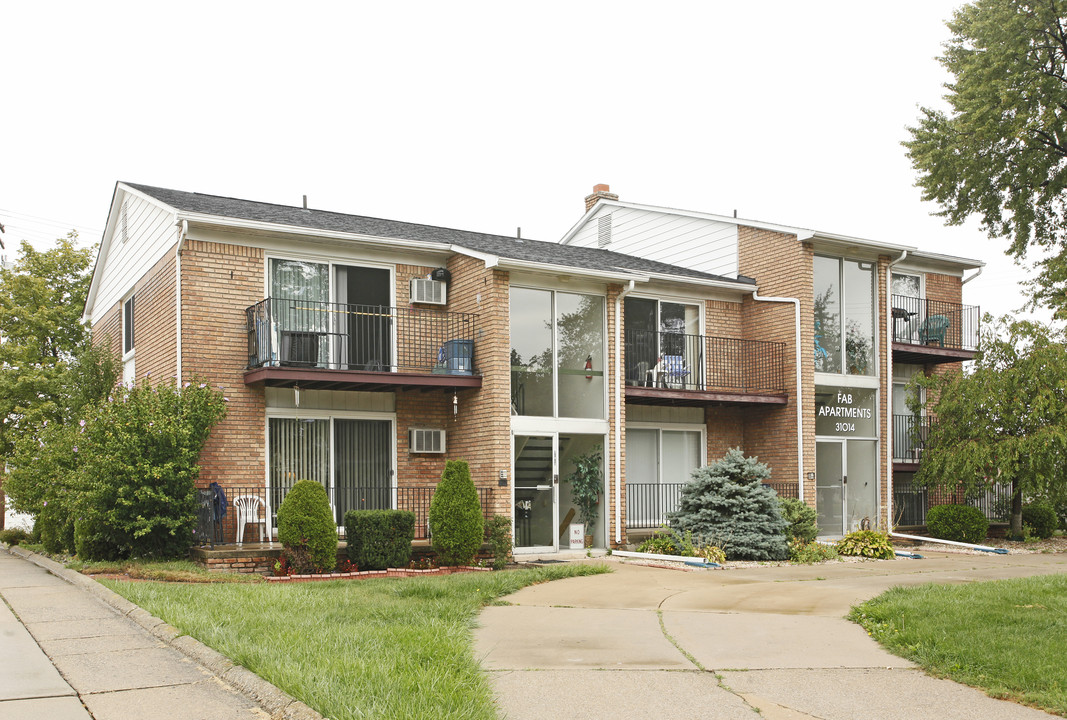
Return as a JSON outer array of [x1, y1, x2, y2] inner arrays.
[[196, 484, 493, 545], [893, 414, 935, 463], [891, 295, 980, 351], [246, 298, 477, 374], [893, 482, 1012, 527], [625, 481, 799, 529], [624, 330, 785, 393]]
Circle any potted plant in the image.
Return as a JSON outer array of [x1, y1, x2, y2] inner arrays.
[[567, 446, 603, 548]]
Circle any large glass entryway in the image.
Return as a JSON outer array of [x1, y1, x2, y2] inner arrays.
[[513, 433, 605, 552], [815, 385, 880, 535]]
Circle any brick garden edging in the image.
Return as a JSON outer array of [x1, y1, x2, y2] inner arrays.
[[264, 566, 492, 583]]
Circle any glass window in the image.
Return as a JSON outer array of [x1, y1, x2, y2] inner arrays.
[[814, 256, 876, 376], [123, 296, 135, 355], [625, 427, 703, 528], [557, 293, 605, 419], [813, 256, 841, 373], [815, 386, 877, 437], [510, 287, 554, 417]]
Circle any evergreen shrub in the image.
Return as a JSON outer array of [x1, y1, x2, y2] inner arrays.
[[926, 503, 989, 544], [485, 515, 513, 570], [277, 479, 337, 573], [428, 459, 484, 565], [1022, 504, 1057, 539], [344, 509, 415, 570], [0, 528, 31, 546], [835, 530, 895, 560], [668, 448, 788, 561], [779, 497, 818, 543]]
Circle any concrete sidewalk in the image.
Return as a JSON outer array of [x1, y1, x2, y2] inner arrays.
[[475, 551, 1067, 719], [0, 547, 320, 720]]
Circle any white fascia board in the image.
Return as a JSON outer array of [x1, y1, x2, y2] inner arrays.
[[906, 249, 985, 271], [83, 183, 179, 324], [176, 212, 452, 255], [448, 245, 500, 268], [640, 271, 756, 293], [492, 256, 650, 284], [559, 202, 604, 245]]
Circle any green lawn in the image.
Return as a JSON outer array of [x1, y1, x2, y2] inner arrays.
[[103, 563, 610, 719], [849, 573, 1067, 715]]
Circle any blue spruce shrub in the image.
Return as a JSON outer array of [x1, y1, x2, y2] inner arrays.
[[668, 448, 788, 561]]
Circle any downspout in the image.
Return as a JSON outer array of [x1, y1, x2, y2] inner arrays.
[[175, 219, 188, 382], [751, 291, 803, 500], [887, 250, 908, 532], [614, 280, 636, 546], [961, 266, 983, 285]]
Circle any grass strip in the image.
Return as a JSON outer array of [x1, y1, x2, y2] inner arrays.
[[103, 562, 610, 719], [849, 573, 1067, 715]]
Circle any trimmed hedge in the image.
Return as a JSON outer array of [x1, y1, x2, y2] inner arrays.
[[926, 503, 989, 544], [277, 480, 337, 573], [1022, 504, 1057, 539], [344, 510, 415, 570], [429, 459, 484, 565]]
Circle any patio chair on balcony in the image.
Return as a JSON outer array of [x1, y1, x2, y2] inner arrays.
[[919, 315, 950, 347], [654, 355, 690, 389], [233, 494, 266, 543]]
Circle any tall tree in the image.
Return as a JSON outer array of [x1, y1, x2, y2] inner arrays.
[[0, 233, 95, 459], [911, 316, 1067, 536], [904, 0, 1067, 315]]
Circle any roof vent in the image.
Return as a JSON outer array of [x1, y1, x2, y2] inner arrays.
[[597, 214, 613, 248]]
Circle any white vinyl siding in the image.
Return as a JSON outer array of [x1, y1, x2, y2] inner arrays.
[[567, 206, 739, 277]]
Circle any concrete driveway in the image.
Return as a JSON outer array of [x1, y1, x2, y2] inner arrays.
[[475, 551, 1067, 719]]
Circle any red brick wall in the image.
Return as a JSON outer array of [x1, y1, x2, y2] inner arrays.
[[179, 240, 267, 493], [737, 226, 811, 499]]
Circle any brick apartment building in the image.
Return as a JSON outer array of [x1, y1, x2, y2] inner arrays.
[[82, 182, 981, 552]]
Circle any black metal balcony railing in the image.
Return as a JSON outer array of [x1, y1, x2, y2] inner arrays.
[[196, 484, 494, 546], [246, 298, 477, 374], [893, 482, 1012, 527], [626, 481, 799, 529], [891, 295, 979, 351], [624, 330, 785, 393], [893, 414, 934, 463]]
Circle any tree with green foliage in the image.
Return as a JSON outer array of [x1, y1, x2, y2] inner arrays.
[[0, 234, 95, 459], [429, 459, 484, 565], [904, 0, 1067, 316], [668, 448, 788, 561], [911, 316, 1067, 536]]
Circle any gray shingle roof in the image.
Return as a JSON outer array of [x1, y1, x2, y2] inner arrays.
[[125, 183, 750, 286]]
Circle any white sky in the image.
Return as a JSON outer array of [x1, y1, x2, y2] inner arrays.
[[0, 1, 1052, 323]]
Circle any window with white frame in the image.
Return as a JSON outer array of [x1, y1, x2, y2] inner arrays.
[[625, 426, 703, 527], [122, 295, 135, 385]]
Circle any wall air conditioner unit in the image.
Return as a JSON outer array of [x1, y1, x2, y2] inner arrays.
[[410, 428, 446, 454], [410, 277, 447, 305]]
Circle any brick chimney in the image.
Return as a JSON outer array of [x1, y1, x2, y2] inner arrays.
[[584, 183, 619, 212]]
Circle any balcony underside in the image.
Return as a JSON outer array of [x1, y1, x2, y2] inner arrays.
[[625, 385, 788, 407], [244, 366, 482, 393], [892, 342, 976, 365]]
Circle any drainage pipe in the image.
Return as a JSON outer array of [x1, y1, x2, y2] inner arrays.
[[889, 530, 1009, 554], [174, 219, 189, 382], [613, 550, 720, 568], [751, 291, 803, 500]]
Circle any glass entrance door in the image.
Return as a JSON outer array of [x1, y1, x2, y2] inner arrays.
[[816, 440, 844, 536], [817, 439, 879, 536], [513, 435, 558, 551]]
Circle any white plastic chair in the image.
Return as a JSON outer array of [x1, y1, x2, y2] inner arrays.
[[233, 495, 266, 543]]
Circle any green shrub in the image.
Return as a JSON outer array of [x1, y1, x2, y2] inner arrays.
[[74, 516, 122, 561], [1022, 504, 1058, 539], [485, 515, 513, 570], [428, 460, 484, 566], [836, 530, 895, 560], [636, 529, 695, 556], [697, 543, 727, 564], [37, 503, 75, 555], [668, 448, 788, 561], [789, 539, 839, 564], [277, 479, 337, 573], [926, 503, 989, 544], [779, 497, 818, 543], [74, 380, 227, 560], [0, 527, 31, 546], [344, 509, 415, 571]]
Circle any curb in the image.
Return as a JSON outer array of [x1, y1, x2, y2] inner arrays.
[[7, 546, 325, 720]]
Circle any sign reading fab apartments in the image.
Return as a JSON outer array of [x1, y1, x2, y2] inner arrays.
[[815, 387, 876, 437]]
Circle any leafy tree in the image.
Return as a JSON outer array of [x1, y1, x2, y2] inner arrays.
[[668, 448, 788, 561], [904, 0, 1067, 316], [911, 316, 1067, 536], [0, 234, 95, 459]]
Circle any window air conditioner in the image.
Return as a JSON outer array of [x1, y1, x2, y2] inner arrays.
[[410, 428, 446, 454], [410, 278, 447, 305]]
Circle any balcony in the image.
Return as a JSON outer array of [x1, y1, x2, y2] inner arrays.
[[624, 330, 788, 407], [891, 295, 979, 365], [626, 481, 799, 530], [892, 414, 934, 467], [244, 298, 481, 392]]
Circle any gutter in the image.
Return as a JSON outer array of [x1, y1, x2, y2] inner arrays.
[[175, 219, 188, 382], [961, 266, 983, 285], [886, 250, 908, 534], [751, 290, 804, 500], [614, 280, 636, 546]]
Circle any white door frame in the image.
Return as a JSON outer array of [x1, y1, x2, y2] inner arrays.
[[512, 433, 559, 554]]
